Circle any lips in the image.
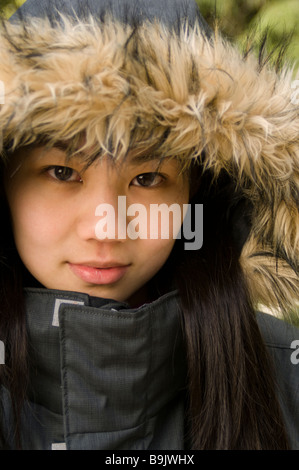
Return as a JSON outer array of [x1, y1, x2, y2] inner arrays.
[[68, 262, 130, 285]]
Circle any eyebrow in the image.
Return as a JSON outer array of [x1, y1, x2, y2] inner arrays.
[[129, 153, 163, 165], [52, 141, 83, 156], [126, 141, 174, 167], [51, 141, 88, 165], [52, 141, 69, 152]]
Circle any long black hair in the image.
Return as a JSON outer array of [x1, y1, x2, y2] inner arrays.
[[173, 167, 290, 449], [0, 180, 28, 449]]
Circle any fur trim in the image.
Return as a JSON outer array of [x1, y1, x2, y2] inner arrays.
[[0, 15, 298, 313]]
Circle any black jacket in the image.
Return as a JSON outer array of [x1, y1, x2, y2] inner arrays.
[[1, 288, 299, 450]]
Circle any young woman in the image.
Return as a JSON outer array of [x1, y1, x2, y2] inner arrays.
[[0, 0, 298, 450]]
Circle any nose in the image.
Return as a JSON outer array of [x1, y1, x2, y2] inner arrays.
[[75, 171, 127, 242], [94, 195, 128, 241]]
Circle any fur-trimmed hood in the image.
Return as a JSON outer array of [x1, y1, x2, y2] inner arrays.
[[0, 2, 298, 315]]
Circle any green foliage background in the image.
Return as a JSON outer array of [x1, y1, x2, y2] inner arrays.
[[0, 0, 12, 7], [196, 0, 299, 72]]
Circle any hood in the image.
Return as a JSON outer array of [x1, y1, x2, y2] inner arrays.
[[0, 0, 298, 314], [8, 0, 207, 30]]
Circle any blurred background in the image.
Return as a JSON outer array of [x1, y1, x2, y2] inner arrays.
[[197, 0, 299, 72]]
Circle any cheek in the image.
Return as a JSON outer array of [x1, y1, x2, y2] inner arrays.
[[126, 183, 189, 241], [138, 238, 176, 275], [7, 189, 66, 248]]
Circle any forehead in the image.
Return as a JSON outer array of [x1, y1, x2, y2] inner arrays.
[[51, 140, 184, 166], [12, 139, 188, 173]]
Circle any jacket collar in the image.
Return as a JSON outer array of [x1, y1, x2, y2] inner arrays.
[[24, 287, 187, 449]]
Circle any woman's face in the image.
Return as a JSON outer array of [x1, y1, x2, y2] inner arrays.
[[4, 145, 189, 306]]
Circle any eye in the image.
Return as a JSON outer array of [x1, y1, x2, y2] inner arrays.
[[46, 166, 82, 183], [131, 172, 165, 187]]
